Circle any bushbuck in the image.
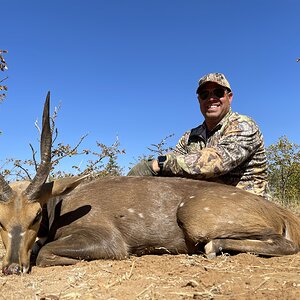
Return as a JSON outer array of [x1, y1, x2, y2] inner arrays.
[[0, 92, 86, 274], [1, 94, 300, 275]]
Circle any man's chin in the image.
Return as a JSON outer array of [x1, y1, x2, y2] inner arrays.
[[205, 112, 220, 118]]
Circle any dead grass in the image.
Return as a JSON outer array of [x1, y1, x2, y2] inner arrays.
[[1, 242, 300, 300], [1, 203, 300, 299]]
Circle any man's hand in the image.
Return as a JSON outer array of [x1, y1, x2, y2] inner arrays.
[[151, 159, 160, 173], [127, 159, 158, 176]]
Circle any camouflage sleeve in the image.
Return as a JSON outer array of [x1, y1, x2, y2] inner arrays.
[[163, 118, 263, 179], [173, 131, 190, 155]]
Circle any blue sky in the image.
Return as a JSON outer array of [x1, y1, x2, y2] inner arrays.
[[1, 0, 300, 175]]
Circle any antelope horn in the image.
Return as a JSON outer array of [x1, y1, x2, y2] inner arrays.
[[25, 91, 52, 201], [0, 175, 13, 202]]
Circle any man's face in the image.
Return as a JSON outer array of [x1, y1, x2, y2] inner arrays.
[[197, 82, 233, 129]]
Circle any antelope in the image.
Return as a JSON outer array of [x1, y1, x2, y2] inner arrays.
[[0, 93, 86, 274], [1, 95, 300, 275]]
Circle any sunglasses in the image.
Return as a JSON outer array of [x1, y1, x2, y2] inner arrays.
[[198, 88, 227, 101]]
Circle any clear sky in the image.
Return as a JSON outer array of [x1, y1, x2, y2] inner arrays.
[[1, 0, 300, 174]]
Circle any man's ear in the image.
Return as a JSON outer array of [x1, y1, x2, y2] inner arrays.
[[228, 91, 233, 104], [39, 175, 89, 205]]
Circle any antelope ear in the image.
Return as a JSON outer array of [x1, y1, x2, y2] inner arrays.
[[39, 175, 89, 204], [51, 175, 88, 196]]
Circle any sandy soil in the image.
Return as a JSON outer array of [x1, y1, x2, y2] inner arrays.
[[1, 241, 300, 300]]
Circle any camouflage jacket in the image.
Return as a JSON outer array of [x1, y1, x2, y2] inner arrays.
[[162, 109, 269, 198]]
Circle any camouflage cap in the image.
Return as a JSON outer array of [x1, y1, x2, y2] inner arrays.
[[196, 73, 231, 94]]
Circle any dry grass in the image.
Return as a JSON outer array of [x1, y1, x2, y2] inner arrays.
[[1, 242, 300, 300]]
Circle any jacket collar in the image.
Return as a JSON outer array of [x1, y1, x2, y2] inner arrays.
[[188, 108, 233, 144]]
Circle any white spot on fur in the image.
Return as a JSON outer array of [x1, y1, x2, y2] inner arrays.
[[8, 231, 25, 238], [128, 208, 135, 213], [222, 196, 228, 199], [231, 192, 237, 196], [203, 207, 210, 211], [227, 220, 234, 224], [138, 213, 144, 219], [284, 226, 291, 240], [189, 195, 195, 199], [59, 234, 72, 241], [179, 202, 185, 207]]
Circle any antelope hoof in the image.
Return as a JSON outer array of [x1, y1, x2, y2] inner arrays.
[[204, 241, 218, 259]]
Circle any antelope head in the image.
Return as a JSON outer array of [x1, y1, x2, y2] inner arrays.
[[0, 92, 52, 275]]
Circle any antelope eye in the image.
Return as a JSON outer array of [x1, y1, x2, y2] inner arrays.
[[31, 210, 42, 226]]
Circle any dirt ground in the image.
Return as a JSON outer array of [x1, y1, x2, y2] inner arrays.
[[1, 243, 300, 300]]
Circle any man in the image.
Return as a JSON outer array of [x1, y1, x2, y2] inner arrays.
[[128, 73, 269, 198]]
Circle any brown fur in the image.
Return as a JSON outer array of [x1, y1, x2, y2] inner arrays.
[[176, 181, 300, 257], [2, 176, 300, 274], [0, 177, 86, 274], [34, 176, 300, 267]]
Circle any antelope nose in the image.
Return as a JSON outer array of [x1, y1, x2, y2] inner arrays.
[[2, 263, 22, 275]]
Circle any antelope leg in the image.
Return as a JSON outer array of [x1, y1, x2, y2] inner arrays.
[[36, 226, 129, 267], [204, 236, 299, 258]]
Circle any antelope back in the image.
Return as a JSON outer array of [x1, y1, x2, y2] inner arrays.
[[44, 176, 300, 260]]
